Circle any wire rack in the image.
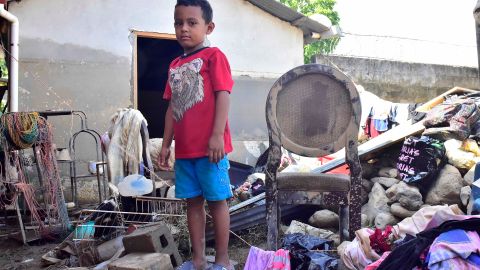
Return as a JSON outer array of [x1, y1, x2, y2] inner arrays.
[[71, 196, 186, 242], [134, 196, 186, 217]]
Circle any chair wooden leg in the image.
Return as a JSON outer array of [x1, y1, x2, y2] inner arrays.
[[266, 190, 279, 250], [349, 184, 362, 239], [339, 204, 349, 242]]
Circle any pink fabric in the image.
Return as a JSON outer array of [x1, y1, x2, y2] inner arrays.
[[365, 251, 391, 270], [243, 246, 291, 270], [392, 205, 464, 238], [270, 249, 290, 270], [244, 246, 274, 270], [427, 230, 480, 270]]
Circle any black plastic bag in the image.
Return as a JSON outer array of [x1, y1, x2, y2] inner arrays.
[[282, 233, 338, 270], [396, 135, 445, 192]]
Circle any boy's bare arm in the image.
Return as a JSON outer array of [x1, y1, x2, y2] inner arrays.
[[208, 91, 230, 163], [159, 102, 174, 169]]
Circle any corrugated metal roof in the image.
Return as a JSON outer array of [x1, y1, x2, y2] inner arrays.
[[245, 0, 337, 43]]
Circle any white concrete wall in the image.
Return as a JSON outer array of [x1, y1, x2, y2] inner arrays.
[[333, 0, 477, 67], [11, 0, 304, 78]]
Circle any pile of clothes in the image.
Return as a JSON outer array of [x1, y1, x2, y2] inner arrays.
[[339, 205, 480, 270]]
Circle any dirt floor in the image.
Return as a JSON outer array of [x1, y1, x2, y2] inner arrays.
[[0, 238, 58, 270], [0, 224, 267, 270]]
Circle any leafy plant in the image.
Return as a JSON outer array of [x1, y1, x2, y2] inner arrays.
[[278, 0, 340, 63]]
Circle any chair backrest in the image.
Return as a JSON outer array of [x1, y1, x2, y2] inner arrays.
[[265, 64, 361, 157]]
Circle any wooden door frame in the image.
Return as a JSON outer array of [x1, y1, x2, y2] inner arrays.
[[131, 30, 176, 109]]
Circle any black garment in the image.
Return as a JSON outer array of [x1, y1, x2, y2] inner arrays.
[[377, 218, 480, 270], [407, 103, 427, 124]]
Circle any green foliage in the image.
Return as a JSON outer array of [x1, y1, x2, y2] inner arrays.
[[278, 0, 340, 63], [0, 58, 7, 83]]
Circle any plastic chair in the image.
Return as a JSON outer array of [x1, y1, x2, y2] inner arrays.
[[264, 64, 362, 250]]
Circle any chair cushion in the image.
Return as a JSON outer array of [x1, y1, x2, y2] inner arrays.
[[276, 172, 350, 192]]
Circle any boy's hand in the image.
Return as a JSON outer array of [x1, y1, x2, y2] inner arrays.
[[208, 134, 224, 163], [158, 145, 171, 170]]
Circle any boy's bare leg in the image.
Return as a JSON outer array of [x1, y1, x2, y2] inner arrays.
[[207, 200, 230, 267], [187, 196, 207, 269]]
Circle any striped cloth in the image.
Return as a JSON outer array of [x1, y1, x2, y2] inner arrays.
[[427, 229, 480, 270]]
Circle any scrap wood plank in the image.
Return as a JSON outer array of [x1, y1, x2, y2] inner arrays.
[[313, 87, 478, 173], [311, 121, 425, 173], [416, 86, 478, 113]]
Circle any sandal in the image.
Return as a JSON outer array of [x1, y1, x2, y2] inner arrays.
[[207, 263, 234, 270], [177, 261, 196, 270], [177, 261, 211, 270]]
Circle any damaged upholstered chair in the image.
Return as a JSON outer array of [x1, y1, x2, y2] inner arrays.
[[265, 64, 362, 250]]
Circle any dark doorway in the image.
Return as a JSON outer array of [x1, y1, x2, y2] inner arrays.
[[137, 36, 183, 138]]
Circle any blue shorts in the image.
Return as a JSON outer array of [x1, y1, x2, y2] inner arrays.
[[174, 156, 232, 201]]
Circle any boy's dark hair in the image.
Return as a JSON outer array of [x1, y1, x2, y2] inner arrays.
[[176, 0, 213, 23]]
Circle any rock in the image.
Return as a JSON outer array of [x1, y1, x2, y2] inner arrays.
[[378, 167, 398, 178], [362, 179, 374, 204], [361, 186, 369, 205], [425, 164, 464, 205], [286, 220, 337, 244], [467, 195, 474, 215], [390, 203, 416, 219], [371, 177, 400, 189], [365, 183, 390, 226], [361, 213, 369, 228], [385, 182, 423, 211], [309, 209, 339, 228], [362, 178, 374, 193], [460, 186, 472, 207], [375, 212, 399, 229], [463, 165, 475, 186]]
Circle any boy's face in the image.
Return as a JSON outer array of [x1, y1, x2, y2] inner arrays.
[[174, 5, 214, 54]]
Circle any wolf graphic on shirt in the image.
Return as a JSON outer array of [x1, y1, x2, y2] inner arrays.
[[169, 58, 204, 121]]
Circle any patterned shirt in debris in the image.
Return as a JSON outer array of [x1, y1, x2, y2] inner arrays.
[[164, 47, 234, 159]]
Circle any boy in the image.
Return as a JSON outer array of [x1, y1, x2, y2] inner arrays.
[[159, 1, 234, 270]]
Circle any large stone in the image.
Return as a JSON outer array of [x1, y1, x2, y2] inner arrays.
[[461, 186, 472, 207], [374, 212, 399, 229], [361, 213, 369, 228], [425, 164, 464, 205], [309, 209, 339, 228], [385, 182, 423, 211], [286, 220, 338, 245], [390, 203, 416, 219], [365, 183, 390, 226], [122, 223, 182, 268], [463, 165, 476, 186], [378, 167, 398, 178], [362, 178, 374, 193], [371, 177, 400, 189], [108, 253, 173, 270]]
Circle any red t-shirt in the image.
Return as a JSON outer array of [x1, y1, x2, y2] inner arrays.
[[163, 47, 234, 159]]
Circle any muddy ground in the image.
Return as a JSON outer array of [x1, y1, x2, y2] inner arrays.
[[0, 225, 267, 270]]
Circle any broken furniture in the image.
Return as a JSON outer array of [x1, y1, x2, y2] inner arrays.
[[38, 110, 106, 207], [264, 64, 362, 250], [67, 111, 106, 206]]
